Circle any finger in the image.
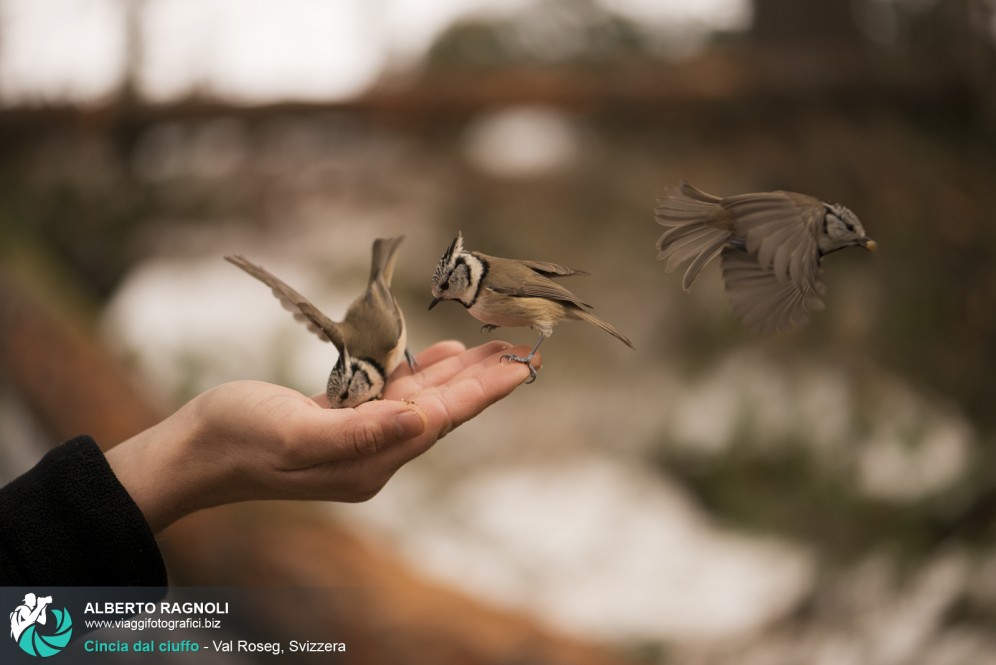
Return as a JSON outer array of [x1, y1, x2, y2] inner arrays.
[[419, 344, 536, 430], [300, 340, 524, 466], [283, 345, 537, 495], [388, 340, 466, 381], [384, 340, 517, 399], [378, 344, 538, 465], [311, 340, 470, 407]]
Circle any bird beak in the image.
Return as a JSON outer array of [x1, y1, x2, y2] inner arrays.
[[862, 237, 878, 252], [428, 298, 440, 311]]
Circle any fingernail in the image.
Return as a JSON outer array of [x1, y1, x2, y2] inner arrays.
[[394, 408, 425, 439]]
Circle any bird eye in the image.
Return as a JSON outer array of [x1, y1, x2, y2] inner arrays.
[[441, 280, 449, 291]]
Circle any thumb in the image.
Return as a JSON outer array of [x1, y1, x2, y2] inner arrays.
[[289, 400, 428, 463]]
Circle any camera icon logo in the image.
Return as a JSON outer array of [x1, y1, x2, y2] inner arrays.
[[9, 593, 73, 657]]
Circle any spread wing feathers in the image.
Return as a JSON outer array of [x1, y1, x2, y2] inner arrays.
[[720, 246, 826, 334], [225, 254, 344, 350], [722, 192, 822, 288], [655, 180, 735, 291], [572, 309, 634, 349], [369, 235, 405, 286]]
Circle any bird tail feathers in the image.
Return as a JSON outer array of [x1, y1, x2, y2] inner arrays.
[[655, 180, 732, 291], [370, 235, 406, 286], [575, 310, 634, 349]]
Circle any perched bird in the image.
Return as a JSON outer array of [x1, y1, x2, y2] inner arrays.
[[225, 236, 416, 408], [428, 232, 633, 383], [655, 180, 876, 334]]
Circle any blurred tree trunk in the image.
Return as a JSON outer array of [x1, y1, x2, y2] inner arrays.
[[930, 0, 996, 109], [119, 0, 145, 106]]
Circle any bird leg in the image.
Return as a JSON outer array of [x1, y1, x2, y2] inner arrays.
[[404, 348, 418, 373], [500, 333, 546, 384]]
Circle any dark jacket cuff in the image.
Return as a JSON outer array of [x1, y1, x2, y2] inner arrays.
[[0, 436, 167, 586]]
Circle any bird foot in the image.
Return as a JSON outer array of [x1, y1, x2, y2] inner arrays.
[[405, 349, 419, 373], [481, 324, 500, 334], [500, 353, 538, 384]]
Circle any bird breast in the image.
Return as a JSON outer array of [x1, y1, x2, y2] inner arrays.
[[382, 317, 408, 375], [468, 289, 563, 334]]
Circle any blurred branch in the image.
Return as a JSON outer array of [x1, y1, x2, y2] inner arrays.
[[0, 251, 160, 444], [0, 50, 981, 135]]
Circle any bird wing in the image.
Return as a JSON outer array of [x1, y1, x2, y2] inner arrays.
[[337, 235, 411, 369], [722, 191, 823, 289], [225, 255, 345, 350], [340, 278, 403, 358], [720, 246, 826, 334], [480, 255, 593, 309], [514, 259, 588, 278]]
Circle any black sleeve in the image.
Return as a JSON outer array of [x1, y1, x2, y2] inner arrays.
[[0, 435, 168, 586]]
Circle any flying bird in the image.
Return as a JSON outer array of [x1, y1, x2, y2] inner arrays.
[[655, 180, 876, 333]]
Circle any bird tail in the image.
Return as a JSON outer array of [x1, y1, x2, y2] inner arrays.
[[575, 310, 634, 349], [370, 235, 406, 286], [655, 180, 733, 291]]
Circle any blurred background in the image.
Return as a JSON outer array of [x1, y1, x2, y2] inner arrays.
[[2, 0, 996, 663]]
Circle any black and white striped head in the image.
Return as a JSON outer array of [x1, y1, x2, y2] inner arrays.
[[428, 232, 484, 309], [326, 348, 386, 408], [818, 202, 876, 256]]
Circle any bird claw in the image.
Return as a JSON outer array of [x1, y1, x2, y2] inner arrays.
[[500, 353, 538, 384], [404, 349, 419, 373], [481, 324, 499, 334]]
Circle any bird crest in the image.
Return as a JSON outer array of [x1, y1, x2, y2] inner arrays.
[[432, 231, 464, 288]]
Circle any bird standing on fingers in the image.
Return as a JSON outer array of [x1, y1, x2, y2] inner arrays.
[[655, 180, 877, 334], [428, 232, 633, 383], [226, 236, 416, 408]]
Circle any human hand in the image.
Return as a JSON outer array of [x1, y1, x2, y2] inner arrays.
[[106, 340, 537, 532]]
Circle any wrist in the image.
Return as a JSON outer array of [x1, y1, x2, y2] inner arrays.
[[105, 403, 210, 533]]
